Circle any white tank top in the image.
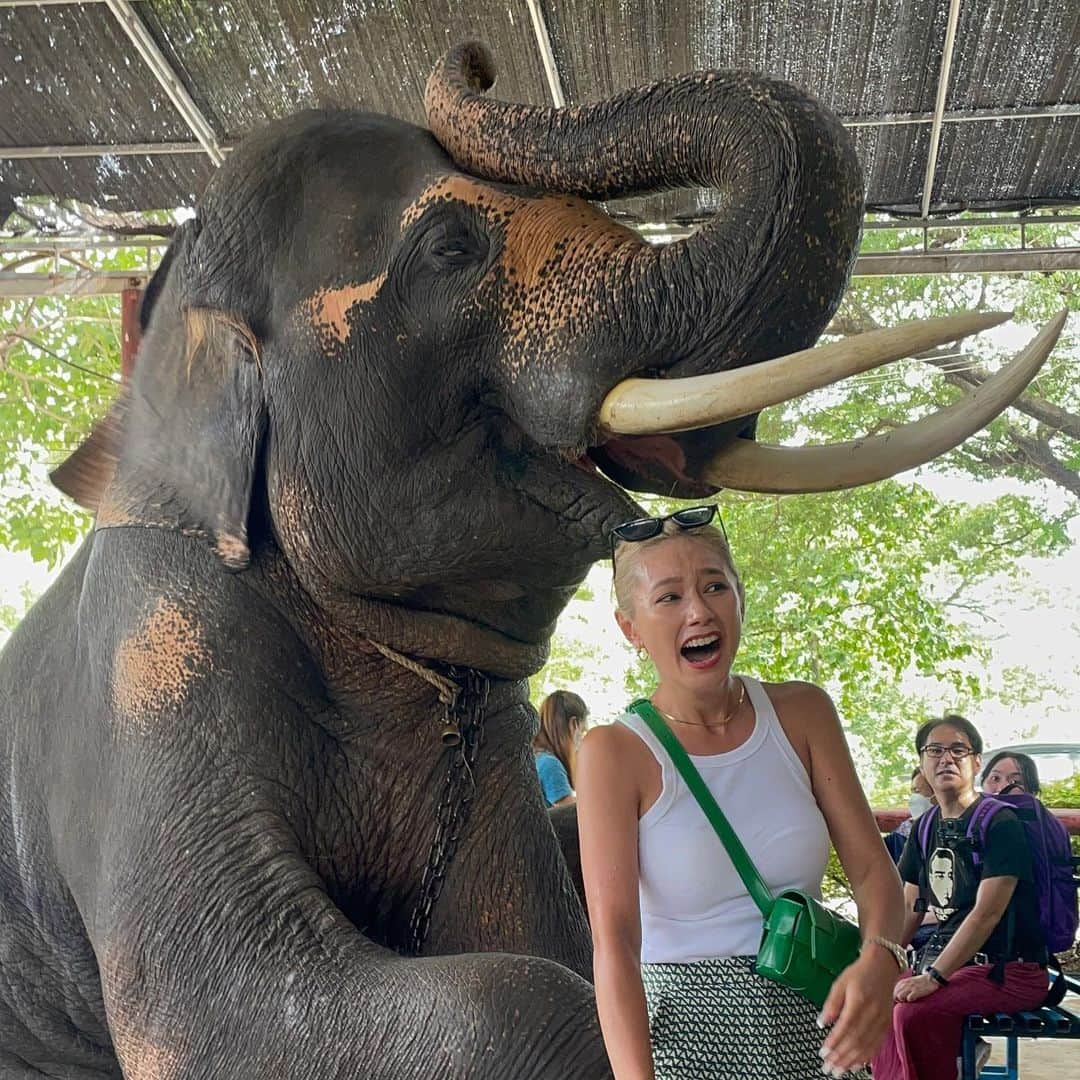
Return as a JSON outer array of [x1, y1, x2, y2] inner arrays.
[[617, 677, 830, 964]]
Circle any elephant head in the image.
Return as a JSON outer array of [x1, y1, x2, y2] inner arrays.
[[54, 42, 1059, 680]]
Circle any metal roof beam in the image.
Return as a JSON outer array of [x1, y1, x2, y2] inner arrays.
[[0, 237, 170, 251], [853, 249, 1080, 276], [525, 0, 566, 108], [920, 0, 964, 219], [634, 211, 1080, 238], [0, 141, 222, 160], [0, 270, 148, 297], [102, 0, 224, 166], [4, 101, 1078, 164], [843, 101, 1080, 128]]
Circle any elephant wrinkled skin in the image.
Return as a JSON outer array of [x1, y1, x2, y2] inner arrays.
[[0, 43, 1048, 1079]]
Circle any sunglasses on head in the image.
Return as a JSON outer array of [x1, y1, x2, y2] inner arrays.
[[608, 505, 726, 568]]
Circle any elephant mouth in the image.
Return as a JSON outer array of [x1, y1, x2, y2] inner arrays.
[[585, 310, 1066, 497], [584, 434, 712, 498]]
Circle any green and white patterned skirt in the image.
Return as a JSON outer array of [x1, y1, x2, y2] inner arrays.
[[642, 956, 868, 1080]]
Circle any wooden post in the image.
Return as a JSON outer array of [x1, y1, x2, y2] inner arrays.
[[120, 287, 141, 381]]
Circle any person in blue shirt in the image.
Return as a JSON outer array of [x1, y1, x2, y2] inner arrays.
[[533, 690, 588, 807]]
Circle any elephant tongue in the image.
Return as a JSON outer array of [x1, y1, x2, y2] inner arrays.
[[590, 434, 714, 498]]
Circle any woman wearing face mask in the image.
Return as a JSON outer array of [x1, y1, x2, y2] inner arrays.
[[886, 768, 936, 860], [885, 770, 938, 948], [576, 506, 905, 1080]]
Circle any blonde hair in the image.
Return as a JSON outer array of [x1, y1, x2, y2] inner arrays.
[[613, 520, 743, 616]]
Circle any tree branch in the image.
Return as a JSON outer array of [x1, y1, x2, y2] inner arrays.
[[1001, 430, 1080, 497], [6, 333, 118, 386], [931, 361, 1080, 441]]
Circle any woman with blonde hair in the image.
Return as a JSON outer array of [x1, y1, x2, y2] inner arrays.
[[534, 689, 589, 807], [577, 505, 905, 1079]]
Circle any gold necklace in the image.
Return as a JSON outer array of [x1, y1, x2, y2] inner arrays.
[[657, 678, 746, 729]]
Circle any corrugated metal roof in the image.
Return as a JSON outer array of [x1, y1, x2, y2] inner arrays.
[[1, 0, 1077, 223]]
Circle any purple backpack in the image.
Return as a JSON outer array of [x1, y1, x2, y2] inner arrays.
[[917, 794, 1078, 955]]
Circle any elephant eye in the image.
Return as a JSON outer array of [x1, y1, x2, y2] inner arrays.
[[423, 217, 488, 270], [432, 243, 472, 261], [429, 238, 486, 269]]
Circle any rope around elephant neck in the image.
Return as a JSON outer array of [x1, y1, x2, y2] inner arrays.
[[368, 639, 459, 705]]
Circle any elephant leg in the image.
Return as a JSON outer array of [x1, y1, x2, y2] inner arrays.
[[85, 792, 609, 1079]]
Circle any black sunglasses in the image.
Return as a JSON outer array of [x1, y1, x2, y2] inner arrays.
[[609, 505, 726, 568]]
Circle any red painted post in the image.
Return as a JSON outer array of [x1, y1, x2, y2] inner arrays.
[[874, 808, 1080, 835], [120, 286, 142, 381]]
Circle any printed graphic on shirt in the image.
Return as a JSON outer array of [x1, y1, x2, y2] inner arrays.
[[897, 800, 1045, 959], [927, 846, 957, 920]]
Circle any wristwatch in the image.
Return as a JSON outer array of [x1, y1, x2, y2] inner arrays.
[[926, 966, 950, 987], [864, 935, 909, 972]]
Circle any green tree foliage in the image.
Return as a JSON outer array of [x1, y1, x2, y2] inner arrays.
[[0, 240, 154, 564], [1041, 776, 1080, 862], [0, 582, 35, 640], [1, 204, 175, 566]]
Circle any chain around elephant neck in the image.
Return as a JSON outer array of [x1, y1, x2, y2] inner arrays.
[[371, 639, 492, 955], [367, 635, 494, 950], [407, 664, 490, 954]]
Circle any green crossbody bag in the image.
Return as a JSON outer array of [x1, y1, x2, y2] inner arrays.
[[630, 699, 861, 1008]]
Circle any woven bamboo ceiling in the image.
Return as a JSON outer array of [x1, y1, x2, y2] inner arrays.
[[1, 0, 1078, 228]]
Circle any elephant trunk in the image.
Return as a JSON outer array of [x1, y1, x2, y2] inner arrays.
[[425, 41, 864, 381]]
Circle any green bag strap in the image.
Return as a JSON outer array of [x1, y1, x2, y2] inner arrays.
[[630, 698, 775, 918]]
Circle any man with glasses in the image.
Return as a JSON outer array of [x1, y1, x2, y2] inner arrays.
[[872, 715, 1050, 1080]]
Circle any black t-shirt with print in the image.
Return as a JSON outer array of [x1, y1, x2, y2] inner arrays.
[[897, 796, 1045, 959]]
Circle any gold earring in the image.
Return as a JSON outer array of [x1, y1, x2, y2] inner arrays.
[[637, 646, 649, 661]]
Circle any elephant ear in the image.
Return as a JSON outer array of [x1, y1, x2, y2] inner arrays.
[[53, 219, 267, 571], [165, 305, 266, 570], [50, 395, 128, 513], [51, 233, 182, 511]]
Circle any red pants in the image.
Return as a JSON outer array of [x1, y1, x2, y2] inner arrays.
[[871, 962, 1048, 1080]]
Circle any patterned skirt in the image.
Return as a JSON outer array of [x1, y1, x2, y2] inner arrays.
[[642, 955, 869, 1080]]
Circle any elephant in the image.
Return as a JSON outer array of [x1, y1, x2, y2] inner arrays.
[[0, 41, 1059, 1079]]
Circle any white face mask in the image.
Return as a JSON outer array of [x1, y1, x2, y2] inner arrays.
[[908, 793, 934, 818]]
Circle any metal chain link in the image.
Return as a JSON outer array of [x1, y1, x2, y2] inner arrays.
[[406, 667, 490, 954]]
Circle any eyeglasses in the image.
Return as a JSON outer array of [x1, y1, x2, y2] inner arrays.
[[608, 505, 726, 569], [920, 743, 975, 760]]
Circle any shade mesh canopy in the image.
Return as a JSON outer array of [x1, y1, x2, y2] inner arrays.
[[1, 0, 1077, 223]]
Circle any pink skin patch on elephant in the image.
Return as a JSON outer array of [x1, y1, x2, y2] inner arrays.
[[112, 1033, 183, 1080], [111, 598, 210, 733], [401, 175, 641, 356], [100, 944, 186, 1079], [301, 272, 388, 346]]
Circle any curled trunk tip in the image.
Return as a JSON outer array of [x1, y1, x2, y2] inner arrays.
[[425, 41, 496, 129]]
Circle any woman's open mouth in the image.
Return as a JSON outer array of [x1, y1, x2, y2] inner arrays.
[[680, 633, 722, 668]]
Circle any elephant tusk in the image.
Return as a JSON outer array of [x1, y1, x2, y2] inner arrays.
[[701, 310, 1067, 494], [597, 311, 1012, 436]]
